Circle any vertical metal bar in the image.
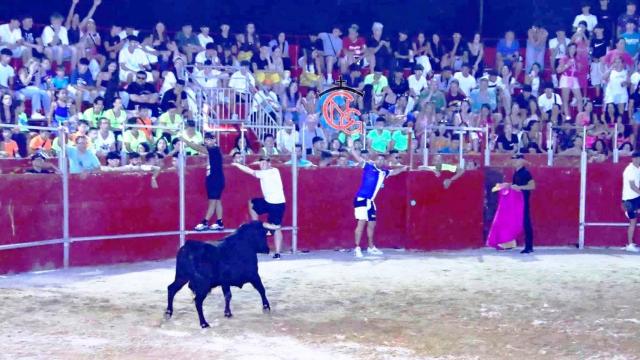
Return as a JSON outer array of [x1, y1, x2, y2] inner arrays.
[[408, 129, 414, 170], [458, 130, 464, 169], [241, 125, 247, 164], [60, 128, 70, 268], [484, 125, 490, 166], [547, 125, 553, 167], [422, 131, 428, 167], [179, 122, 186, 247], [291, 125, 298, 254], [578, 125, 587, 250], [613, 122, 619, 163], [301, 117, 307, 160]]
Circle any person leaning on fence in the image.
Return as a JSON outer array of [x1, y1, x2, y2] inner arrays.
[[24, 152, 60, 174], [182, 132, 226, 232], [621, 151, 640, 252]]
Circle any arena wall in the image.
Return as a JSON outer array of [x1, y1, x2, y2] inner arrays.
[[0, 160, 630, 274]]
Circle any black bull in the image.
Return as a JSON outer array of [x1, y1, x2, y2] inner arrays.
[[165, 221, 271, 328]]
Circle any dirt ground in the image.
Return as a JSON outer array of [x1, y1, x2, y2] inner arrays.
[[1, 248, 639, 360]]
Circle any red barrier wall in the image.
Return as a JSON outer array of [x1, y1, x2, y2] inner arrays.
[[0, 159, 635, 274]]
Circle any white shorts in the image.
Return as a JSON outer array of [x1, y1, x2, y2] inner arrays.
[[354, 197, 377, 222], [590, 61, 604, 86], [604, 91, 629, 105], [559, 75, 580, 90]]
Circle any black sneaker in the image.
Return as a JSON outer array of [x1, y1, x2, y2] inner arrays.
[[272, 253, 281, 259], [520, 249, 534, 254]]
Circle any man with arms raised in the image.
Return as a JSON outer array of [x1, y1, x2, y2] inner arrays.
[[232, 157, 286, 259], [348, 138, 407, 258]]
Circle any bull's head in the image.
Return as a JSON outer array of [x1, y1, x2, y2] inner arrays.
[[237, 221, 270, 254]]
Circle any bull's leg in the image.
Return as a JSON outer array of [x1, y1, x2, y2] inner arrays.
[[251, 276, 270, 312], [165, 278, 188, 320], [194, 292, 210, 328], [222, 285, 233, 318]]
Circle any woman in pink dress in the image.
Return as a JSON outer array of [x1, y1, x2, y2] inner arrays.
[[557, 43, 584, 119], [572, 26, 591, 97]]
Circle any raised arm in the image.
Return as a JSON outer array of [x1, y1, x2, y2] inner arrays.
[[80, 0, 102, 27], [230, 162, 258, 177], [388, 165, 409, 177], [65, 0, 79, 29]]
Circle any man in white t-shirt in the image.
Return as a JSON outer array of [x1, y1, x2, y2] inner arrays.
[[276, 116, 299, 154], [232, 157, 287, 259], [630, 61, 640, 90], [573, 3, 598, 32], [228, 60, 257, 93], [193, 59, 223, 88], [197, 26, 214, 48], [453, 63, 477, 96], [118, 35, 152, 82], [622, 152, 640, 252], [0, 48, 15, 89], [0, 18, 24, 58], [537, 83, 563, 113], [406, 64, 427, 115], [195, 42, 219, 66], [42, 13, 77, 67], [549, 30, 570, 87]]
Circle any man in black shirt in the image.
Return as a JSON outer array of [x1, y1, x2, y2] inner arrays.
[[25, 153, 58, 174], [515, 84, 535, 109], [511, 154, 536, 253], [161, 79, 188, 113], [594, 0, 614, 40], [20, 15, 43, 61], [394, 30, 412, 70], [182, 132, 226, 231], [345, 63, 363, 89], [215, 24, 234, 54], [591, 23, 610, 98], [366, 22, 393, 73], [299, 33, 324, 76], [126, 71, 159, 114], [389, 69, 409, 97]]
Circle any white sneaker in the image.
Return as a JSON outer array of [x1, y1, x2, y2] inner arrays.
[[354, 246, 363, 258], [209, 223, 224, 231], [367, 246, 383, 256], [31, 112, 45, 120], [624, 243, 639, 252], [194, 222, 208, 231]]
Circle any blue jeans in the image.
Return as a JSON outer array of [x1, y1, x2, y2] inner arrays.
[[19, 86, 51, 114]]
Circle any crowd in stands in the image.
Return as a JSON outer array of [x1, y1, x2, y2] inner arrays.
[[2, 0, 640, 171]]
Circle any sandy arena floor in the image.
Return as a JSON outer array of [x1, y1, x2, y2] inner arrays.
[[1, 248, 639, 360]]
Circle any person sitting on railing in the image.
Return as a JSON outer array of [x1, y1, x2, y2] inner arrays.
[[24, 152, 59, 174]]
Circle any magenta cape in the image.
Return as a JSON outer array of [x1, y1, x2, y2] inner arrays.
[[486, 187, 524, 249]]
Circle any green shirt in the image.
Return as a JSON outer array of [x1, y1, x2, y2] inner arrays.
[[82, 107, 105, 128], [104, 109, 127, 130], [122, 130, 148, 152], [363, 74, 389, 95], [338, 132, 362, 145], [391, 130, 414, 152], [367, 129, 392, 153], [181, 131, 204, 156]]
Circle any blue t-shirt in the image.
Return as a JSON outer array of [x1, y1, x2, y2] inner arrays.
[[70, 69, 95, 87], [356, 162, 390, 200], [52, 76, 69, 90], [67, 146, 100, 174], [497, 39, 520, 57], [622, 32, 640, 57]]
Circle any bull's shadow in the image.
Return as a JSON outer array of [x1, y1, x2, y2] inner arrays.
[[165, 221, 271, 328]]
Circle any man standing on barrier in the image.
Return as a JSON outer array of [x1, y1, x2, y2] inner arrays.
[[182, 132, 226, 232], [621, 152, 640, 252], [348, 138, 407, 258], [511, 154, 536, 254], [232, 157, 286, 259]]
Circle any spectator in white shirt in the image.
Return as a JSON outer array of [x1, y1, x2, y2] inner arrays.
[[195, 42, 219, 66], [549, 29, 570, 87], [276, 116, 299, 154], [573, 3, 599, 32], [197, 26, 214, 48], [0, 18, 24, 58], [453, 63, 477, 96], [193, 59, 223, 88], [228, 60, 257, 94], [42, 12, 78, 68], [0, 49, 15, 89], [406, 64, 428, 116], [537, 83, 563, 114], [118, 35, 152, 83]]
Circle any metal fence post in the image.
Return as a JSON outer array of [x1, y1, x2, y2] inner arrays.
[[578, 126, 587, 250], [547, 125, 554, 167], [484, 125, 491, 166], [179, 122, 186, 247], [613, 122, 619, 163], [291, 125, 298, 254], [59, 127, 70, 268]]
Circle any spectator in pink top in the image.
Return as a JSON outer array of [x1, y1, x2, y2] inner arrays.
[[557, 43, 584, 117]]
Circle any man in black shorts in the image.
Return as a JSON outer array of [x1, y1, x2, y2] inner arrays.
[[622, 151, 640, 252], [232, 157, 286, 259], [181, 132, 225, 231]]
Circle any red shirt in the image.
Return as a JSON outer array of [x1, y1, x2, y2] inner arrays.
[[342, 36, 366, 58]]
